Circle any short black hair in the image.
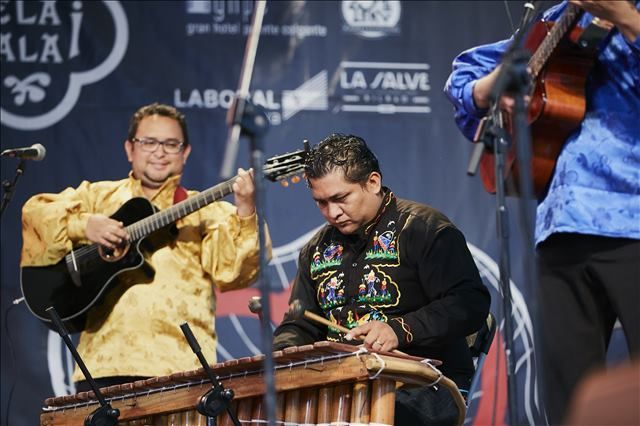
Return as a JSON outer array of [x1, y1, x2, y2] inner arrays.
[[127, 103, 189, 145], [305, 134, 381, 184]]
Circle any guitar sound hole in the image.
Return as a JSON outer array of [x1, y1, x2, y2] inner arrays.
[[98, 243, 130, 262]]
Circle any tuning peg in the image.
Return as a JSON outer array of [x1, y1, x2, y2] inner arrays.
[[280, 180, 290, 187], [291, 176, 301, 184]]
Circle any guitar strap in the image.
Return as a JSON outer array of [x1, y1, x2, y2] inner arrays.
[[173, 185, 188, 204]]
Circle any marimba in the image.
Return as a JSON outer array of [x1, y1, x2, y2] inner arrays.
[[41, 341, 466, 425]]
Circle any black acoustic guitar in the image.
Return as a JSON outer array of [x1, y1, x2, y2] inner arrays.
[[21, 146, 308, 332]]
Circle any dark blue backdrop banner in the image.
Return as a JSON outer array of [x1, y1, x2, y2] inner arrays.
[[1, 1, 577, 424]]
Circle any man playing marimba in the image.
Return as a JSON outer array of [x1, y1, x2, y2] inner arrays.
[[273, 134, 491, 425]]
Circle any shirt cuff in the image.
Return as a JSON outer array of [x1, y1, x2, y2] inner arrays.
[[238, 210, 258, 232], [389, 316, 415, 349], [626, 33, 640, 55], [67, 213, 91, 241], [463, 80, 489, 117]]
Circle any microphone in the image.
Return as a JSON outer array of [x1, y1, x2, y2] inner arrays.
[[1, 143, 46, 161]]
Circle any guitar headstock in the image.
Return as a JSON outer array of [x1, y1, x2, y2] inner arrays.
[[263, 141, 310, 185]]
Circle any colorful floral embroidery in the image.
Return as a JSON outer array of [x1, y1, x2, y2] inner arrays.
[[358, 268, 394, 304], [326, 306, 389, 342], [318, 272, 346, 309], [365, 229, 398, 260], [310, 243, 344, 274], [346, 307, 387, 329]]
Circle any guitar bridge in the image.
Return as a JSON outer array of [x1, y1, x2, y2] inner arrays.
[[65, 250, 83, 287], [574, 21, 611, 53]]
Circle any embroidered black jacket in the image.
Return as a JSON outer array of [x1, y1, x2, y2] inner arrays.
[[273, 189, 490, 388]]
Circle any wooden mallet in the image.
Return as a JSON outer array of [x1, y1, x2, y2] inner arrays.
[[288, 299, 406, 355]]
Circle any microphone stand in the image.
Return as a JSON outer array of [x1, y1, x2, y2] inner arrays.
[[180, 323, 240, 426], [46, 307, 120, 426], [498, 29, 543, 426], [231, 95, 275, 424], [472, 97, 521, 426], [219, 3, 276, 425], [0, 159, 26, 218], [468, 3, 542, 425]]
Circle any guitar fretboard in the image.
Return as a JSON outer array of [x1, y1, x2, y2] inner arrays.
[[126, 177, 236, 241], [529, 4, 581, 78]]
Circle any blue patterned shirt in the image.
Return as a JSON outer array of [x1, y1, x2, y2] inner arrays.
[[444, 1, 640, 245]]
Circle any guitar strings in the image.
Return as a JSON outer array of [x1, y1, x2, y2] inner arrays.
[[67, 181, 234, 263], [65, 167, 305, 263]]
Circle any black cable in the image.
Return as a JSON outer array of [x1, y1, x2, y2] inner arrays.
[[491, 317, 502, 426], [503, 0, 517, 33]]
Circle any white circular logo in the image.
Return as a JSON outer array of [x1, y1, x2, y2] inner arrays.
[[341, 1, 402, 39]]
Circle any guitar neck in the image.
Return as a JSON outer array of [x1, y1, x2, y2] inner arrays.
[[529, 4, 581, 78], [126, 177, 236, 240], [99, 145, 308, 242]]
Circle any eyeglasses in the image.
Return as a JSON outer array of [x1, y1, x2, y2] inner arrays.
[[131, 137, 185, 154]]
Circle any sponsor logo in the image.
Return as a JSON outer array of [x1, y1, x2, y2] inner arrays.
[[281, 71, 328, 121], [173, 70, 328, 125], [338, 61, 431, 114], [184, 0, 327, 38], [0, 1, 128, 131], [174, 62, 430, 120], [341, 0, 401, 39]]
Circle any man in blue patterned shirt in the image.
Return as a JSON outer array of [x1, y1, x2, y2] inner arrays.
[[444, 0, 639, 423]]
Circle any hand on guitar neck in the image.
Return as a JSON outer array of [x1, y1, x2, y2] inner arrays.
[[85, 167, 256, 250], [231, 167, 256, 217], [569, 0, 640, 43], [473, 1, 639, 115]]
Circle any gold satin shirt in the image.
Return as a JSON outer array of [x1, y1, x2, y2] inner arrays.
[[21, 173, 264, 382]]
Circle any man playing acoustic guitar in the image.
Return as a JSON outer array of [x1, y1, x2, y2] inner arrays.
[[444, 1, 640, 423], [21, 103, 268, 391]]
